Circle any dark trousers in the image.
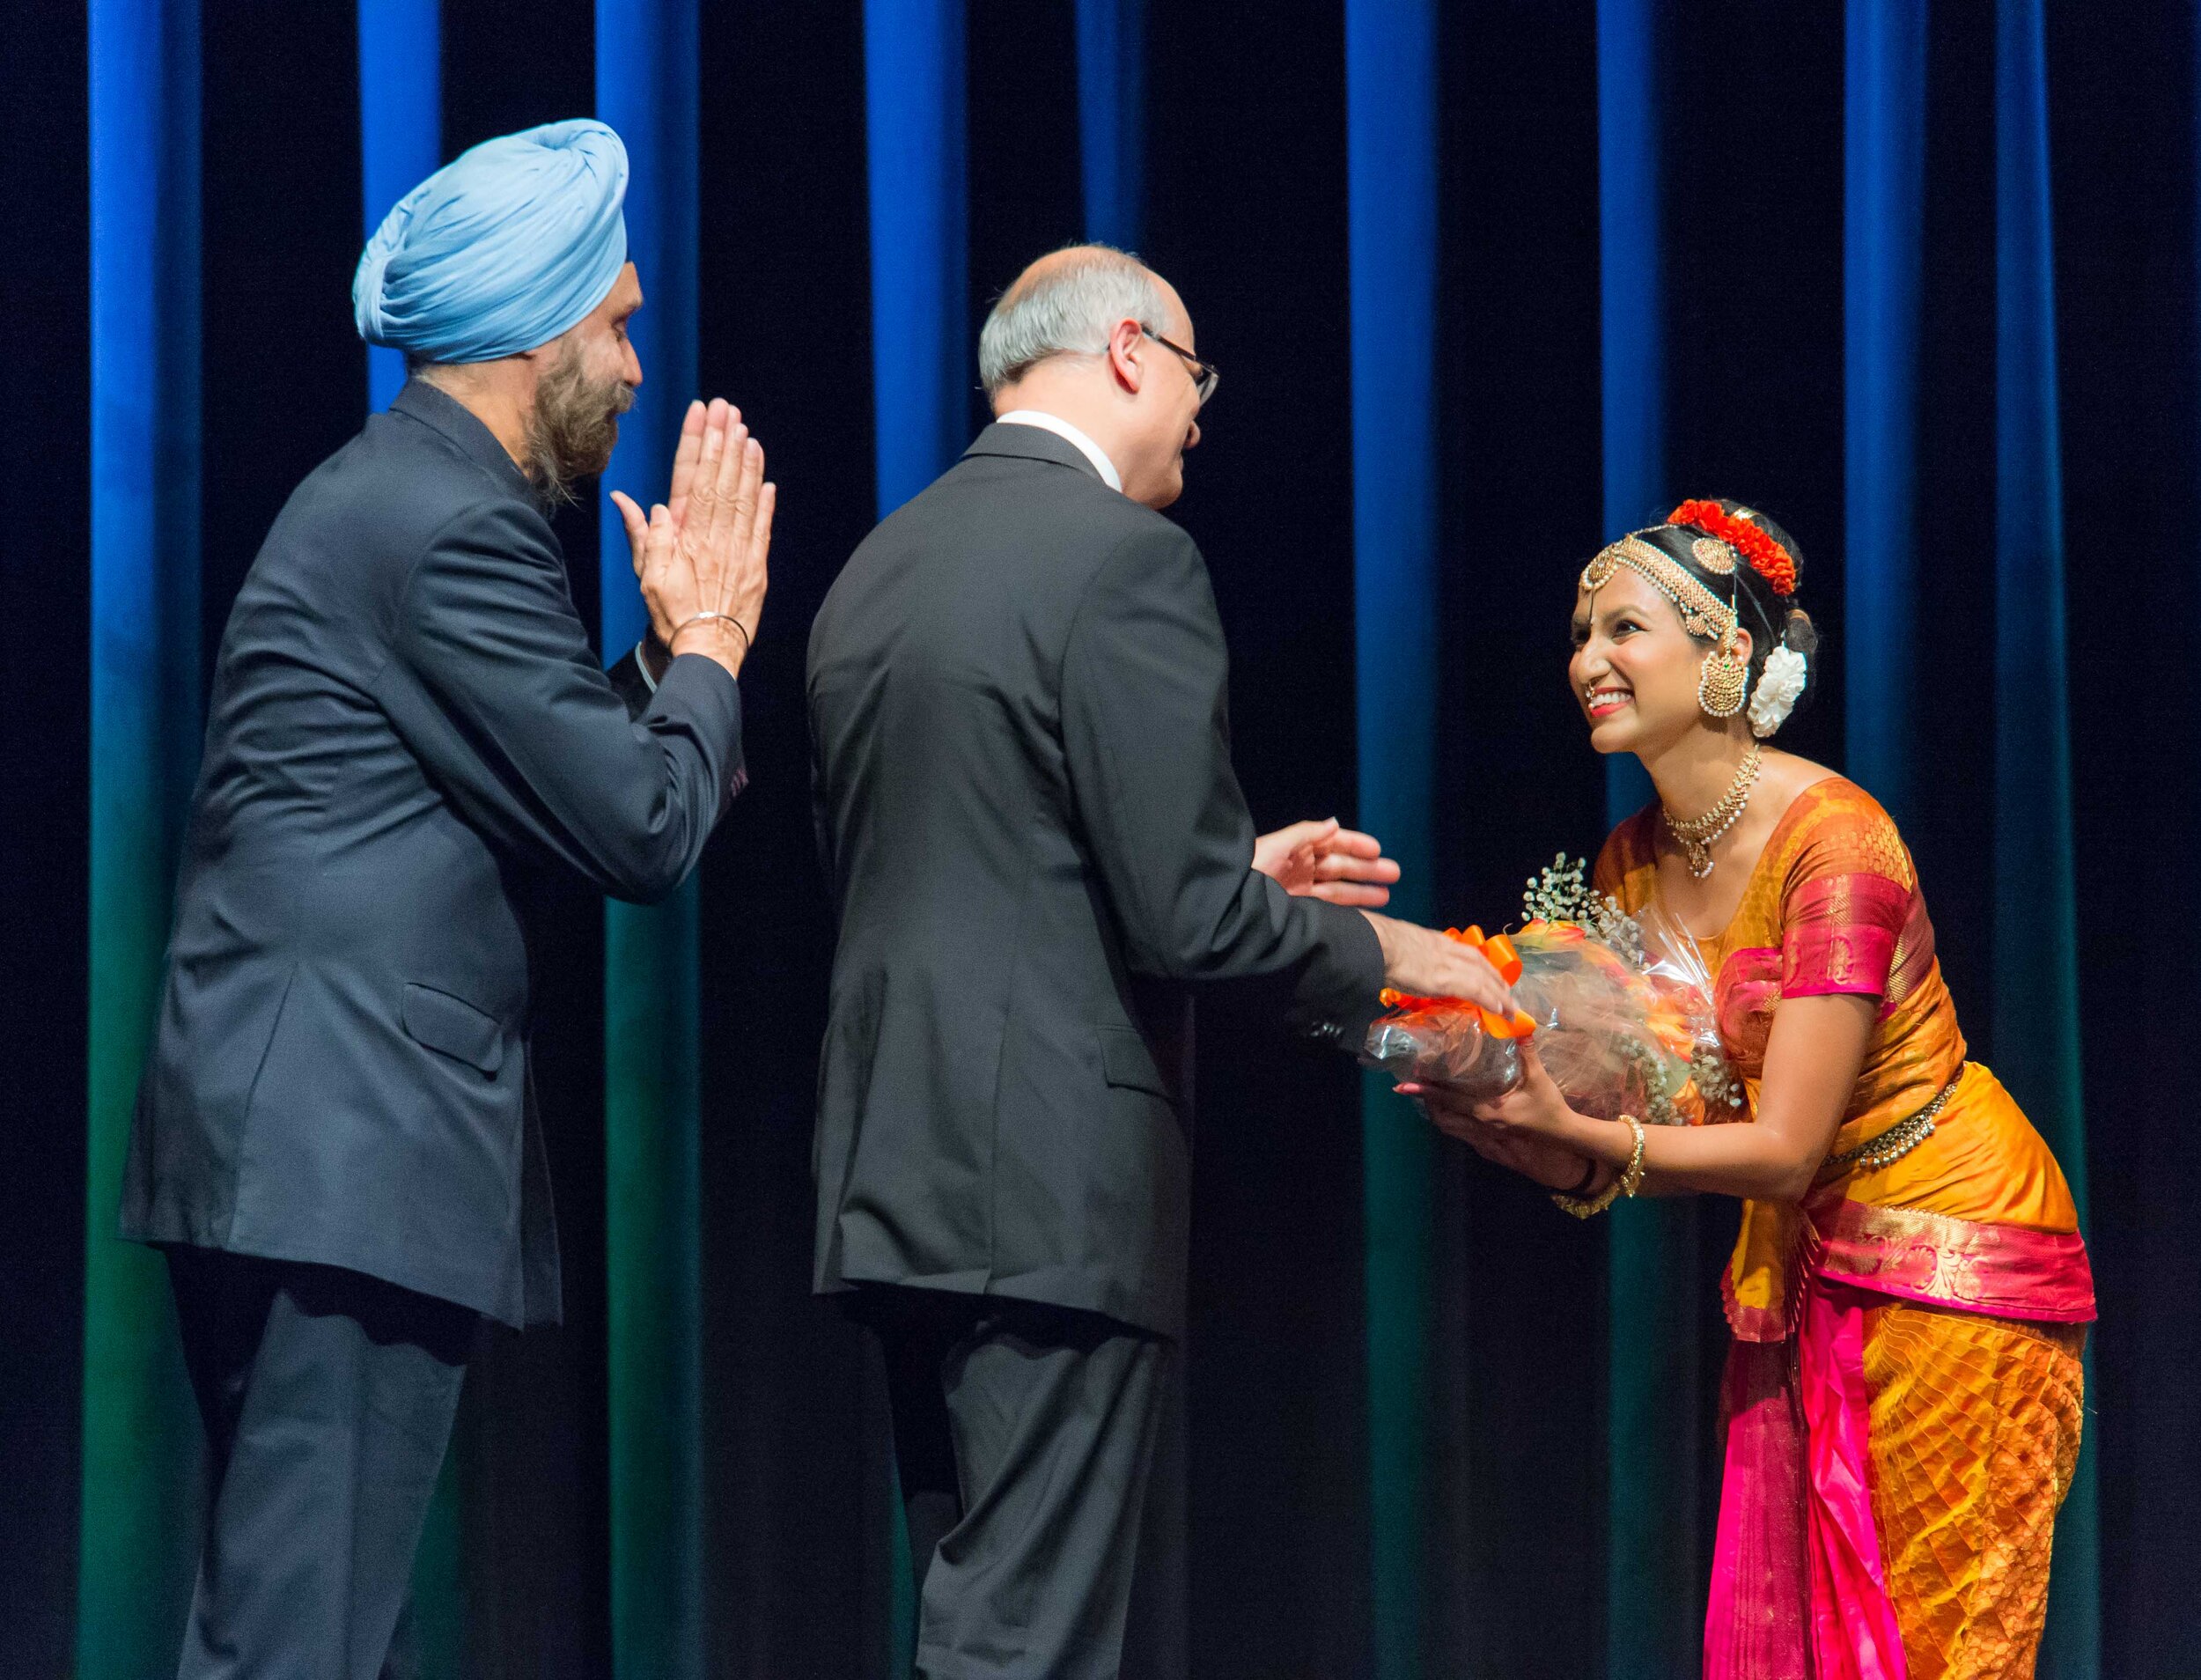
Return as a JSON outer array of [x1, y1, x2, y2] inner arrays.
[[165, 1246, 478, 1680], [853, 1286, 1169, 1680]]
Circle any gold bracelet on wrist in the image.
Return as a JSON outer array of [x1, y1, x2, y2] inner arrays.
[[1550, 1114, 1645, 1219], [1617, 1115, 1647, 1199]]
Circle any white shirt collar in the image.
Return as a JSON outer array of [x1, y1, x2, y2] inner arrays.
[[993, 410, 1123, 493]]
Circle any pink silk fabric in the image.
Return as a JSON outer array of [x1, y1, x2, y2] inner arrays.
[[1706, 1286, 1908, 1680], [1704, 1209, 2095, 1680]]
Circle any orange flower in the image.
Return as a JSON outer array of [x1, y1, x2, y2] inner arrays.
[[1669, 497, 1799, 596]]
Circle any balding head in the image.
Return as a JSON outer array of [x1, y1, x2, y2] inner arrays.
[[979, 245, 1205, 509], [978, 246, 1177, 395]]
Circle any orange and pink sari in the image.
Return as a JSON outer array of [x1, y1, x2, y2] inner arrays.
[[1598, 778, 2093, 1680]]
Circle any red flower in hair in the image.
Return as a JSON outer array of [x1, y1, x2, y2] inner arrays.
[[1668, 498, 1799, 596]]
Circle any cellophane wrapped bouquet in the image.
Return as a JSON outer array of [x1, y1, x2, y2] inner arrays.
[[1361, 855, 1744, 1125]]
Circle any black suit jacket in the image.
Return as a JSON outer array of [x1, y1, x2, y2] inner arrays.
[[122, 380, 745, 1327], [807, 423, 1384, 1337]]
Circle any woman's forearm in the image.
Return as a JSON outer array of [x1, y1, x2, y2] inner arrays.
[[1554, 1110, 1819, 1203], [1548, 994, 1876, 1204]]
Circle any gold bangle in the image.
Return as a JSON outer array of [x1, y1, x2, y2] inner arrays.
[[1618, 1115, 1647, 1199], [1550, 1114, 1645, 1219]]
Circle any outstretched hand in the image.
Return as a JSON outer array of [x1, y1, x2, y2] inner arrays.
[[1463, 1040, 1576, 1138], [1403, 1054, 1593, 1191], [1361, 913, 1515, 1017], [1254, 818, 1400, 907]]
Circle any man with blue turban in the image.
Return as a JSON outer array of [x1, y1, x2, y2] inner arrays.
[[124, 119, 774, 1678]]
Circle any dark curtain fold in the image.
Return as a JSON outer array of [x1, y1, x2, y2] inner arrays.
[[0, 2, 91, 1675]]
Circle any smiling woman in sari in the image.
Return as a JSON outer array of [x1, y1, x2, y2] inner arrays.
[[1420, 500, 2093, 1680]]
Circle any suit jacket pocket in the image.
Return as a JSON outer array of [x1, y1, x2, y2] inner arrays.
[[401, 983, 506, 1075], [1097, 1025, 1172, 1101]]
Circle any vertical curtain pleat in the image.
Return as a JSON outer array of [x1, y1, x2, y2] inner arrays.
[[1596, 4, 1706, 1673], [1844, 0, 1928, 823], [596, 4, 705, 1675], [1345, 4, 1439, 1674], [863, 5, 968, 1668], [1992, 3, 2098, 1670], [867, 0, 969, 520], [1075, 0, 1145, 253], [81, 0, 204, 1671], [357, 0, 438, 413]]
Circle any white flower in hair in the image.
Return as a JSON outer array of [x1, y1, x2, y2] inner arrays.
[[1748, 645, 1808, 738]]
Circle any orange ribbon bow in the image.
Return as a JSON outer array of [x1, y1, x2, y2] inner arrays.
[[1378, 925, 1537, 1040]]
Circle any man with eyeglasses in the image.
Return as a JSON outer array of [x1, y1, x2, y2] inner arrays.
[[806, 245, 1512, 1678]]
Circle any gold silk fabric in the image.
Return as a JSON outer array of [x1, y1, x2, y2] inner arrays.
[[1859, 1301, 2087, 1679], [1594, 777, 2081, 1338]]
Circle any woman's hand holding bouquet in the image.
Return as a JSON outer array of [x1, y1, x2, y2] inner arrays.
[[1358, 855, 1744, 1131]]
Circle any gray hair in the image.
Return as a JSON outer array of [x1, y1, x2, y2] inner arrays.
[[977, 247, 1171, 397]]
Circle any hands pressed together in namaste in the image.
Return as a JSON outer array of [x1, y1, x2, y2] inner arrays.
[[611, 396, 776, 685]]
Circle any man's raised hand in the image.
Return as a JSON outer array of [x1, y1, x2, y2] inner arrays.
[[608, 398, 707, 586], [611, 398, 775, 684], [1253, 818, 1400, 908]]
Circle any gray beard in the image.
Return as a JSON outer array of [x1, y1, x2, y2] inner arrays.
[[522, 348, 633, 504]]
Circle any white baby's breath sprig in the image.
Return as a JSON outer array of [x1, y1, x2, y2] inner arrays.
[[1520, 852, 1644, 965]]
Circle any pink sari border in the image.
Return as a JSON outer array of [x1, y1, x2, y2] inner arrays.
[[1814, 1199, 2096, 1325], [1707, 1289, 1909, 1680], [1781, 873, 1909, 997]]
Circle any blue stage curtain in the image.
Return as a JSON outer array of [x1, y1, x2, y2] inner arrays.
[[1075, 0, 1145, 252], [596, 4, 707, 1675], [1596, 0, 1660, 832], [354, 10, 467, 1662], [1071, 17, 1189, 1672], [357, 0, 438, 412], [599, 2, 705, 1674], [1993, 3, 2098, 1670], [1344, 3, 1437, 1674], [1596, 4, 1707, 1674], [864, 4, 968, 1666], [81, 0, 205, 1672], [1844, 0, 1927, 825], [867, 0, 968, 520]]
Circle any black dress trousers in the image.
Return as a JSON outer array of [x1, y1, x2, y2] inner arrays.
[[166, 1246, 478, 1680], [855, 1286, 1169, 1680]]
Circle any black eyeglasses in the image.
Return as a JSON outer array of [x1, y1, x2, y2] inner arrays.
[[1146, 331, 1219, 407]]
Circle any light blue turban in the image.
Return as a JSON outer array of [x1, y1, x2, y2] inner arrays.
[[354, 119, 629, 365]]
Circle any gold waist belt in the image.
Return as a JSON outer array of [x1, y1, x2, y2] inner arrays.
[[1822, 1068, 1966, 1173]]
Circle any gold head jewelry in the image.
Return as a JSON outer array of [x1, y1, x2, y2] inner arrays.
[[1697, 645, 1748, 718], [1581, 533, 1750, 721]]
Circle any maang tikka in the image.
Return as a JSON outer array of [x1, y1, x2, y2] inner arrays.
[[1580, 533, 1752, 720]]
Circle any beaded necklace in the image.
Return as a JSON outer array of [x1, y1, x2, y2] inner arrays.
[[1663, 742, 1762, 880]]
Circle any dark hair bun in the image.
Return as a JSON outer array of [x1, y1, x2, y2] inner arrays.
[[1659, 497, 1822, 726], [1782, 605, 1820, 657]]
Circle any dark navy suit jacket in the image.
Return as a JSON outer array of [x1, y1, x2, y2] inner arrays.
[[123, 380, 744, 1326]]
